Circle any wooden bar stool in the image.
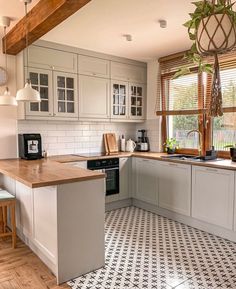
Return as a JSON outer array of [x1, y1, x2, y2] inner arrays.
[[0, 190, 16, 248]]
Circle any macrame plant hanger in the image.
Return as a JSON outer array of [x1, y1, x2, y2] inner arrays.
[[196, 0, 236, 117]]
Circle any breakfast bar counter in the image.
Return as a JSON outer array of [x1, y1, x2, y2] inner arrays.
[[0, 158, 105, 285], [0, 158, 105, 188]]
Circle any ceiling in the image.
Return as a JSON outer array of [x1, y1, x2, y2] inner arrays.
[[0, 0, 194, 62]]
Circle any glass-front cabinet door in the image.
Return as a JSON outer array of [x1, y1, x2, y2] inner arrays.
[[111, 81, 129, 119], [129, 83, 145, 120], [26, 68, 53, 117], [53, 72, 78, 118]]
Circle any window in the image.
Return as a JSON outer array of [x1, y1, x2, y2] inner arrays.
[[164, 73, 200, 149], [157, 51, 236, 156], [212, 67, 236, 151]]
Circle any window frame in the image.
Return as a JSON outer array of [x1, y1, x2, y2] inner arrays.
[[160, 69, 232, 158]]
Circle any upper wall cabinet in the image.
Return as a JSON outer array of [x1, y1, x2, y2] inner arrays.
[[79, 75, 110, 120], [111, 62, 146, 83], [28, 46, 78, 73], [78, 55, 110, 78]]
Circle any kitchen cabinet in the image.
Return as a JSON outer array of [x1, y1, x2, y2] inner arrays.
[[79, 55, 110, 78], [25, 68, 53, 117], [26, 69, 78, 119], [158, 162, 191, 216], [111, 81, 146, 121], [79, 75, 110, 120], [111, 81, 129, 119], [134, 158, 158, 205], [119, 157, 130, 200], [111, 62, 146, 83], [129, 83, 145, 120], [53, 71, 78, 118], [192, 166, 234, 230], [28, 45, 77, 73]]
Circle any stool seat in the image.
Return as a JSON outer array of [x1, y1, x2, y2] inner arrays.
[[0, 190, 15, 200], [0, 190, 16, 248]]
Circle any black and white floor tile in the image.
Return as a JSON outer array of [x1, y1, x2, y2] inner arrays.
[[68, 206, 236, 289]]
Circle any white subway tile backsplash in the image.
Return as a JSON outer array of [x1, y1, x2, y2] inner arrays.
[[17, 118, 161, 155], [18, 120, 137, 156]]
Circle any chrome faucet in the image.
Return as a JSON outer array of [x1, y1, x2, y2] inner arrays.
[[187, 129, 203, 156]]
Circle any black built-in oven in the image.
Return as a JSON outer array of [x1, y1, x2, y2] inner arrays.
[[87, 158, 119, 196]]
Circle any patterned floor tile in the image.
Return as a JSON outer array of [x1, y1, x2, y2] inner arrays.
[[100, 274, 135, 289], [136, 277, 172, 289], [68, 206, 236, 289]]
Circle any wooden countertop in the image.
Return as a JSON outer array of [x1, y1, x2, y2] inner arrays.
[[1, 151, 236, 189], [50, 152, 236, 171], [0, 158, 105, 188], [49, 152, 132, 163], [133, 152, 236, 170]]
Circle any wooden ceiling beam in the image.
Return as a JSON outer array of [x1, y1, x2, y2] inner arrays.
[[2, 0, 91, 55]]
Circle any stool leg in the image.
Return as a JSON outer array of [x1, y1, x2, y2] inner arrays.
[[0, 206, 3, 233], [3, 206, 7, 234], [10, 203, 16, 249]]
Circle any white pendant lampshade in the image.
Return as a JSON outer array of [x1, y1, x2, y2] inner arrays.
[[16, 79, 40, 102], [0, 87, 17, 106]]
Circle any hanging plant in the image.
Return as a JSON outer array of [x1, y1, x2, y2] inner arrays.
[[174, 0, 236, 117]]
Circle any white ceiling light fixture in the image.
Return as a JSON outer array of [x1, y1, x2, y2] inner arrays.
[[158, 19, 167, 29], [0, 16, 17, 106], [16, 0, 40, 103], [123, 34, 133, 42]]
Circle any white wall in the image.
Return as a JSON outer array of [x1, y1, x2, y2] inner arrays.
[[0, 53, 18, 159], [137, 60, 161, 152], [18, 120, 137, 156]]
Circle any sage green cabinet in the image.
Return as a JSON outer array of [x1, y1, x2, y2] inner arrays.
[[78, 55, 110, 78], [28, 45, 77, 73]]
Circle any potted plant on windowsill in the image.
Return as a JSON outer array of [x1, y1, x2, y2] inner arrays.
[[224, 144, 236, 161], [164, 138, 179, 154]]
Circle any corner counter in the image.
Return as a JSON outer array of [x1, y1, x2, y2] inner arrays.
[[0, 158, 106, 284]]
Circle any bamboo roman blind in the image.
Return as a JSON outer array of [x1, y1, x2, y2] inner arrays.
[[156, 49, 236, 116]]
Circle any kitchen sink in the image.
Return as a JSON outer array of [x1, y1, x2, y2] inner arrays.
[[161, 154, 224, 162]]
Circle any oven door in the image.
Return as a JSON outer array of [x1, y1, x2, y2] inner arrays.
[[104, 167, 119, 196]]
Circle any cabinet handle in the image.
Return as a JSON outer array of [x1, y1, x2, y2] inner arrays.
[[206, 167, 218, 172], [168, 162, 178, 167]]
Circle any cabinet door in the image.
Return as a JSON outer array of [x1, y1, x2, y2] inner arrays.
[[28, 45, 77, 73], [53, 72, 78, 118], [79, 55, 110, 78], [79, 75, 110, 119], [129, 83, 146, 120], [111, 62, 146, 83], [158, 162, 191, 216], [192, 166, 234, 230], [135, 158, 158, 205], [111, 81, 129, 119], [119, 158, 130, 200], [26, 68, 53, 117]]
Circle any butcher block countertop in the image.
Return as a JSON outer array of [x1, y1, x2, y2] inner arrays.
[[1, 151, 236, 189], [0, 158, 105, 188]]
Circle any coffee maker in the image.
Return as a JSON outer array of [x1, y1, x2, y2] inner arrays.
[[18, 134, 42, 160], [137, 130, 149, 152]]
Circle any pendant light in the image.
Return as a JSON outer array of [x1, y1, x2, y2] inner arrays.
[[16, 0, 40, 102], [0, 16, 17, 106]]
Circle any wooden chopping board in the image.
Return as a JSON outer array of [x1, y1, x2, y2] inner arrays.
[[105, 133, 118, 153]]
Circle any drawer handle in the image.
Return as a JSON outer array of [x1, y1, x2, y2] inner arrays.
[[168, 162, 178, 166], [206, 167, 218, 172]]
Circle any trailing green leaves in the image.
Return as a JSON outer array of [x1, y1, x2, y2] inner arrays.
[[173, 0, 236, 79]]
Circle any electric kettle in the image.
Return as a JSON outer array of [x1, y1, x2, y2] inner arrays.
[[126, 139, 136, 152]]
